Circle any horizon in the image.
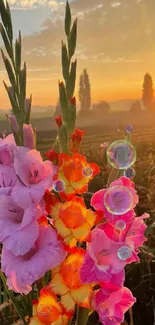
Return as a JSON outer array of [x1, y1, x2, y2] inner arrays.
[[0, 0, 155, 108]]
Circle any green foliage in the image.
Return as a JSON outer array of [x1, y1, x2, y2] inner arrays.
[[57, 1, 77, 154], [0, 0, 32, 146], [65, 1, 71, 36]]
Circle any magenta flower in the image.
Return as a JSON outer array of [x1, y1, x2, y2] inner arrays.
[[23, 124, 35, 149], [91, 176, 138, 222], [91, 286, 136, 325], [1, 225, 66, 294], [0, 195, 42, 256], [80, 251, 125, 285], [80, 227, 139, 283], [98, 213, 149, 248], [11, 147, 56, 208]]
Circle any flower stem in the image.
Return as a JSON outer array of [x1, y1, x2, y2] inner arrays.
[[0, 271, 27, 325], [76, 307, 89, 325]]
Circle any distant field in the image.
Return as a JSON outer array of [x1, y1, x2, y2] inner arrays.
[[37, 127, 155, 156]]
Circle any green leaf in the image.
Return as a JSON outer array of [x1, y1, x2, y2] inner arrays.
[[15, 31, 21, 73], [0, 23, 12, 59], [65, 1, 71, 36], [59, 81, 69, 123], [0, 271, 27, 325], [25, 95, 32, 124], [19, 62, 26, 100], [58, 124, 70, 154], [61, 41, 69, 81], [1, 50, 16, 88], [76, 307, 89, 325], [5, 1, 13, 41], [0, 0, 9, 31], [3, 82, 19, 117], [67, 97, 76, 137], [66, 59, 77, 98], [68, 18, 77, 59]]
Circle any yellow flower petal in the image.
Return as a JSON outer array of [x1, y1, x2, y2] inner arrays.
[[52, 203, 62, 220], [29, 316, 44, 325], [61, 292, 75, 311], [72, 223, 90, 241], [50, 273, 68, 295], [63, 234, 77, 247], [71, 284, 92, 306], [85, 209, 96, 228], [55, 219, 71, 237]]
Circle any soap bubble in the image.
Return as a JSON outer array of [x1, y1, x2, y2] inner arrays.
[[126, 125, 133, 133], [82, 167, 93, 177], [117, 246, 132, 260], [106, 140, 136, 169], [104, 185, 134, 215], [53, 179, 66, 192], [124, 167, 136, 179], [115, 220, 126, 231]]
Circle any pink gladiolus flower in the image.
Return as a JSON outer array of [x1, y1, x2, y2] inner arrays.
[[91, 176, 138, 222], [80, 227, 139, 281], [0, 195, 42, 256], [1, 225, 66, 294], [80, 251, 125, 285], [98, 213, 149, 248], [11, 147, 56, 208], [91, 286, 136, 325], [0, 165, 17, 195], [23, 124, 35, 149], [0, 133, 16, 166]]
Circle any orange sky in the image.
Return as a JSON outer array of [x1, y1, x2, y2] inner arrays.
[[0, 0, 155, 109]]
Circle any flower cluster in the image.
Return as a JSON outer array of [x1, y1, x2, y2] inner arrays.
[[79, 176, 149, 325], [29, 142, 149, 325], [0, 133, 66, 294]]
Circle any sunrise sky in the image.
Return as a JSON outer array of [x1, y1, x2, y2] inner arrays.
[[0, 0, 155, 109]]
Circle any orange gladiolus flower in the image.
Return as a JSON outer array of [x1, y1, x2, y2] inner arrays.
[[50, 250, 92, 312], [69, 128, 85, 154], [51, 196, 97, 247], [54, 153, 100, 198], [29, 292, 69, 325]]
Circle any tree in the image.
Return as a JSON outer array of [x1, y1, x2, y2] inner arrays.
[[142, 73, 154, 110], [78, 69, 91, 112]]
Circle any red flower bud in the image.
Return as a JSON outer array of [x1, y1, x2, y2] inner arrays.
[[55, 115, 62, 127], [69, 128, 85, 154], [70, 96, 76, 105], [59, 81, 64, 87], [44, 149, 58, 165], [32, 299, 38, 305]]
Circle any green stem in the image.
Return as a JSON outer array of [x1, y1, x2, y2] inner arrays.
[[0, 271, 27, 325], [68, 318, 73, 325], [76, 307, 89, 325], [106, 168, 119, 187]]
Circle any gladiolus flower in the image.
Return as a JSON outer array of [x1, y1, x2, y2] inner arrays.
[[1, 225, 66, 294], [0, 134, 16, 166], [6, 114, 19, 133], [0, 195, 42, 256], [51, 196, 97, 247], [98, 213, 149, 248], [23, 124, 35, 149], [69, 128, 85, 154], [80, 226, 140, 284], [44, 191, 60, 215], [55, 116, 62, 128], [0, 165, 17, 195], [91, 177, 138, 222], [54, 153, 100, 198], [50, 250, 92, 312], [91, 286, 136, 325], [11, 147, 56, 209]]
